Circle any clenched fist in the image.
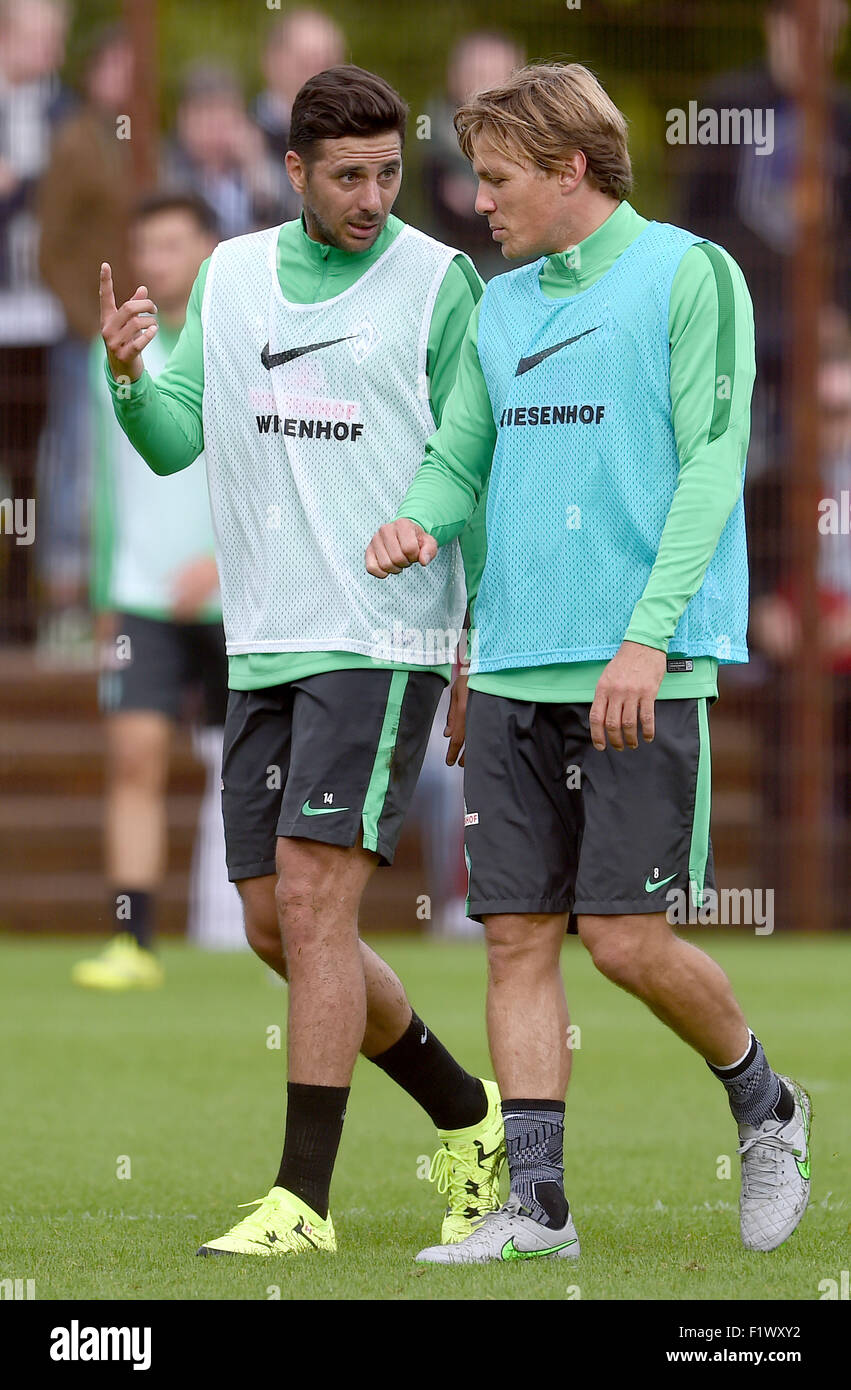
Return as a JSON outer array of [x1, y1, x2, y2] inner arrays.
[[365, 518, 438, 578]]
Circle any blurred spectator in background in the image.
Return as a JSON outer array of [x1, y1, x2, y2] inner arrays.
[[162, 61, 287, 240], [253, 7, 345, 220], [421, 30, 525, 280], [0, 0, 71, 642], [36, 22, 135, 649], [73, 192, 243, 991], [679, 0, 851, 477], [750, 310, 851, 917]]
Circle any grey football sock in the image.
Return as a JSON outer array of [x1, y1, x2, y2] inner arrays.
[[502, 1100, 569, 1228], [707, 1033, 793, 1128]]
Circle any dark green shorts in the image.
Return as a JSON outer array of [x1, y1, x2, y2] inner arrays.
[[98, 612, 228, 726], [221, 668, 445, 881], [462, 690, 715, 922]]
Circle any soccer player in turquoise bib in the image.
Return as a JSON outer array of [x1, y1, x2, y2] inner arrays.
[[367, 63, 812, 1263], [98, 67, 507, 1257]]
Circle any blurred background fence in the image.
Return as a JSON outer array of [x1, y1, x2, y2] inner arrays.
[[0, 0, 848, 938]]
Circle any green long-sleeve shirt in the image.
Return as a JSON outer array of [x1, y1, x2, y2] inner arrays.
[[105, 213, 485, 689], [398, 200, 756, 701]]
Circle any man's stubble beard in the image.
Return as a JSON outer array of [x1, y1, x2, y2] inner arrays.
[[302, 186, 385, 250]]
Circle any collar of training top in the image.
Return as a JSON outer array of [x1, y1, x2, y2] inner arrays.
[[296, 211, 399, 268], [544, 199, 645, 291]]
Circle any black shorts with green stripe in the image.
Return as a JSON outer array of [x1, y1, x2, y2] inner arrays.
[[221, 668, 445, 881], [463, 690, 715, 922]]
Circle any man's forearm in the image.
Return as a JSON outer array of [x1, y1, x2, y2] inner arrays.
[[625, 420, 748, 650], [106, 362, 203, 477], [626, 241, 755, 650], [400, 301, 496, 543], [398, 440, 485, 546], [456, 483, 488, 621]]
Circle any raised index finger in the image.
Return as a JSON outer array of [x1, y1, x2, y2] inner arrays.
[[99, 263, 117, 326]]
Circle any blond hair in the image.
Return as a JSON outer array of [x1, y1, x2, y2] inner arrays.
[[454, 62, 632, 201]]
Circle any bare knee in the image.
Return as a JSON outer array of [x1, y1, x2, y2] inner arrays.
[[274, 875, 314, 955], [107, 713, 171, 789], [275, 838, 374, 955], [237, 876, 286, 973], [485, 913, 566, 985], [245, 915, 286, 974], [578, 916, 655, 989]]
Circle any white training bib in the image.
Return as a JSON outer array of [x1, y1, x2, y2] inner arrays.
[[200, 222, 468, 662]]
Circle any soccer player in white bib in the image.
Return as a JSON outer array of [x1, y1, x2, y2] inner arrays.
[[99, 66, 506, 1257], [368, 63, 812, 1263]]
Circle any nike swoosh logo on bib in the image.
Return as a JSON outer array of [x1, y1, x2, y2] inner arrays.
[[514, 325, 601, 376], [260, 336, 356, 370]]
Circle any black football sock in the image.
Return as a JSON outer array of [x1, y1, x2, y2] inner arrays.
[[113, 889, 153, 950], [502, 1099, 569, 1229], [707, 1031, 794, 1127], [368, 1011, 488, 1131], [275, 1082, 349, 1220]]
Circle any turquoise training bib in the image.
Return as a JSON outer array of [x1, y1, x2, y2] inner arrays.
[[472, 221, 749, 674]]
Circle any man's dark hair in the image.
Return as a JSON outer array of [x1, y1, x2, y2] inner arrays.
[[133, 190, 220, 240], [288, 64, 407, 163]]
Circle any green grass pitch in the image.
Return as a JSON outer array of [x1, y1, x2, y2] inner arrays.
[[1, 932, 847, 1301]]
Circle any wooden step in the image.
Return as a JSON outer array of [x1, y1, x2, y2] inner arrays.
[[0, 869, 193, 935], [0, 864, 428, 936], [0, 794, 201, 873], [0, 649, 99, 718], [0, 720, 206, 795]]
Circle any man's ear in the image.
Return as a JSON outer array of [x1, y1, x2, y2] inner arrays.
[[285, 150, 308, 195], [558, 149, 587, 195]]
